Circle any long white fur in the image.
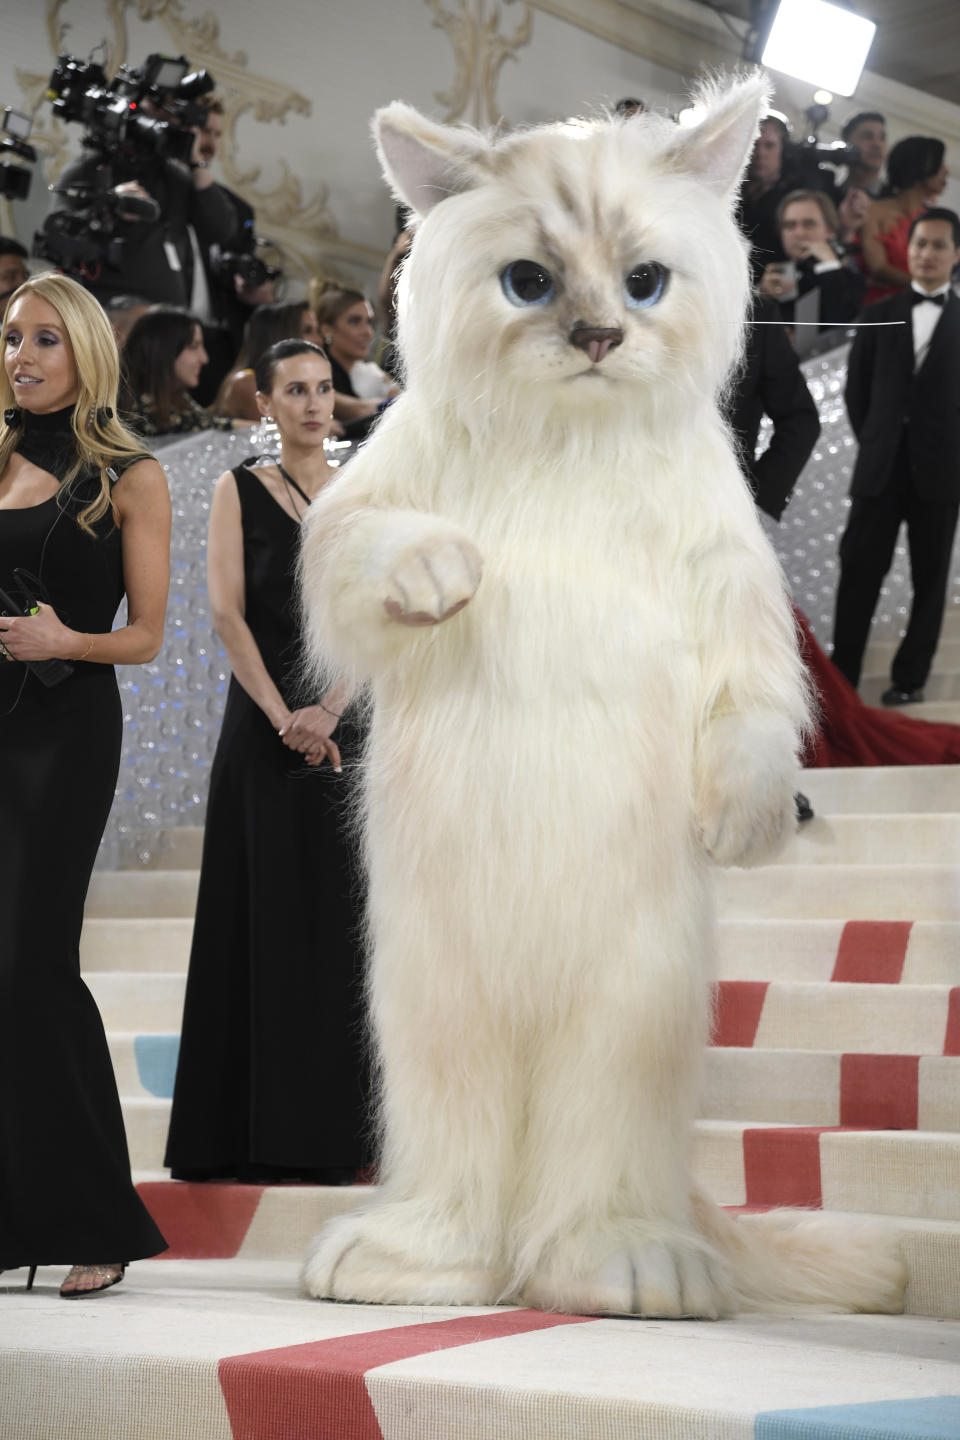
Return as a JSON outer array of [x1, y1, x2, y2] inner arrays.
[[299, 75, 906, 1317]]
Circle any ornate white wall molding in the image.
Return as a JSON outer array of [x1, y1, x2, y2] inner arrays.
[[425, 0, 533, 127], [525, 0, 728, 81]]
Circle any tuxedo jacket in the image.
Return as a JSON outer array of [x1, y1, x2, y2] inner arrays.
[[780, 259, 865, 328], [844, 289, 960, 502], [728, 295, 820, 522]]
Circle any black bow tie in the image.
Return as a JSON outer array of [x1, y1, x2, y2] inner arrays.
[[911, 290, 947, 307]]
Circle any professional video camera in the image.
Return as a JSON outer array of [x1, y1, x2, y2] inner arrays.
[[0, 109, 37, 202], [45, 51, 214, 166], [782, 101, 860, 191], [33, 50, 215, 277], [208, 242, 283, 294]]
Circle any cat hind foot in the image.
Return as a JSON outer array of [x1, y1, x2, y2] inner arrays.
[[521, 1229, 733, 1319], [302, 1210, 506, 1307]]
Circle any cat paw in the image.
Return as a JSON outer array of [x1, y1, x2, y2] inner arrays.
[[302, 1211, 505, 1306], [697, 711, 797, 868], [383, 531, 482, 627], [521, 1233, 732, 1319]]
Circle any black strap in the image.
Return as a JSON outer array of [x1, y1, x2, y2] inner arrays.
[[276, 463, 313, 508]]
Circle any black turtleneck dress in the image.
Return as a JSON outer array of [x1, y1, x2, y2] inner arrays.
[[0, 408, 166, 1268]]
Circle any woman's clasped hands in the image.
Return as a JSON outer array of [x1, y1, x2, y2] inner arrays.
[[278, 704, 342, 771]]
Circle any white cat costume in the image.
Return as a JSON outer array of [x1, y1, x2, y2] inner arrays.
[[300, 75, 905, 1318]]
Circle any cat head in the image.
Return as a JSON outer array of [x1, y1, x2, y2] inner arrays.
[[375, 75, 768, 447]]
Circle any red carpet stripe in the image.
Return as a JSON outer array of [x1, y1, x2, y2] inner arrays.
[[743, 1127, 829, 1207], [831, 921, 912, 983], [944, 989, 960, 1056], [712, 981, 770, 1047], [840, 1054, 919, 1130], [218, 1308, 593, 1440], [137, 1182, 264, 1260]]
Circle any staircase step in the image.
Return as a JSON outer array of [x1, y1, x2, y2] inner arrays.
[[86, 973, 185, 1031], [776, 812, 960, 865], [712, 980, 958, 1055], [694, 1119, 960, 1222], [81, 918, 193, 973], [860, 672, 960, 704], [798, 765, 960, 814], [861, 636, 960, 678], [109, 1033, 179, 1098], [2, 1259, 958, 1440], [702, 1048, 960, 1130], [85, 869, 199, 918], [897, 699, 960, 724], [124, 1180, 960, 1320], [717, 864, 960, 921], [717, 919, 960, 984]]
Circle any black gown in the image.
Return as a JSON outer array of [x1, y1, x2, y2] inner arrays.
[[0, 407, 167, 1266], [164, 462, 370, 1182]]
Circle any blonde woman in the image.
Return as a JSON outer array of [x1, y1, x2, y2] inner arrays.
[[0, 274, 170, 1296], [309, 281, 400, 437]]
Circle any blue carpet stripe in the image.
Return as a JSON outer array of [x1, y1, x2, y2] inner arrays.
[[134, 1034, 180, 1098], [756, 1396, 960, 1439]]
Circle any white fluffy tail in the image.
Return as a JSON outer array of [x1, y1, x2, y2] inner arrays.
[[694, 1192, 907, 1314]]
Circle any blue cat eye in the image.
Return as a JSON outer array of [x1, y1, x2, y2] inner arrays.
[[500, 260, 554, 307], [624, 262, 668, 310]]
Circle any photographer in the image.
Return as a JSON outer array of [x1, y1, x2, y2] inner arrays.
[[186, 95, 276, 402], [41, 55, 237, 309], [736, 115, 806, 281]]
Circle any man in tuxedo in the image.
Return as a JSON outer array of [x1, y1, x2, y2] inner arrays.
[[758, 190, 865, 335], [831, 207, 960, 703]]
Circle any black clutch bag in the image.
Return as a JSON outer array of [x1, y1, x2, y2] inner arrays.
[[0, 569, 74, 687]]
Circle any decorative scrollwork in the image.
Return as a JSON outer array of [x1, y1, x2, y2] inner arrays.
[[425, 0, 533, 127]]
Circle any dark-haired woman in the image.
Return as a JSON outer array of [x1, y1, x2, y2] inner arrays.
[[213, 300, 321, 422], [164, 339, 369, 1182], [0, 274, 170, 1295], [121, 306, 253, 437], [860, 137, 948, 304], [309, 282, 399, 437]]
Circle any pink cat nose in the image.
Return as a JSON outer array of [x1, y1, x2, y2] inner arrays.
[[570, 325, 624, 363]]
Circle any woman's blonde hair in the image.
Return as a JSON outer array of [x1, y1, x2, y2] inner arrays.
[[0, 273, 151, 534], [308, 278, 368, 333]]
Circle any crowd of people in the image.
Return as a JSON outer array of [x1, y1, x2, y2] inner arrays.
[[733, 104, 960, 715], [0, 87, 958, 1301]]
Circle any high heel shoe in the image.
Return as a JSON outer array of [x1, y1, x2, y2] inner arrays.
[[59, 1263, 127, 1299], [0, 1267, 37, 1290]]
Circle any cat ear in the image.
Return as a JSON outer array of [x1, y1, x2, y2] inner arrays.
[[666, 73, 772, 199], [374, 103, 490, 217]]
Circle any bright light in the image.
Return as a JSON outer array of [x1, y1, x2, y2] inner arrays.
[[813, 90, 833, 105], [762, 0, 876, 97], [676, 104, 706, 128]]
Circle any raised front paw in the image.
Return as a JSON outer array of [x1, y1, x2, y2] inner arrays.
[[697, 711, 798, 869], [384, 531, 482, 627]]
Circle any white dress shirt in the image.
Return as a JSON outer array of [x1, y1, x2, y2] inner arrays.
[[910, 281, 950, 370]]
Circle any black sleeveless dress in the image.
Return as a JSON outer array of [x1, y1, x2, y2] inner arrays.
[[0, 408, 167, 1266], [164, 462, 370, 1181]]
